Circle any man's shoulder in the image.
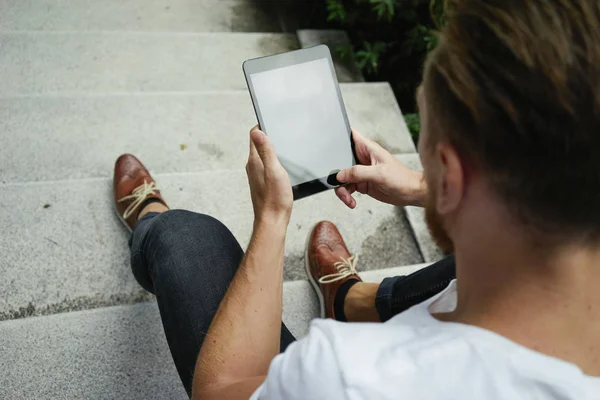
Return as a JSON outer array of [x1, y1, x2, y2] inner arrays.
[[309, 312, 476, 367], [310, 301, 458, 350], [258, 314, 594, 400], [307, 315, 596, 396], [282, 317, 499, 398]]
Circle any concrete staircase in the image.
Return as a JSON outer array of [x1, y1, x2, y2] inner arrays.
[[0, 1, 441, 398]]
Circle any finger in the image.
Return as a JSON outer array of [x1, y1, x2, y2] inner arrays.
[[335, 186, 357, 209], [352, 129, 376, 151], [351, 129, 365, 141], [337, 165, 379, 184], [345, 183, 357, 195], [250, 129, 279, 170], [248, 132, 260, 163], [248, 124, 262, 157], [356, 182, 369, 194], [352, 129, 386, 160]]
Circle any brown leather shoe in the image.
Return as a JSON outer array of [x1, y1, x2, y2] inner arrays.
[[113, 154, 166, 232], [305, 221, 362, 319]]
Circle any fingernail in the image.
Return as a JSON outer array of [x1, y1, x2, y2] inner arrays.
[[337, 170, 345, 182]]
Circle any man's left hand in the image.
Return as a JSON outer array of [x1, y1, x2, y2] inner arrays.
[[246, 126, 293, 227]]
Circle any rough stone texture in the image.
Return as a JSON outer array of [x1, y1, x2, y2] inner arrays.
[[396, 153, 423, 172], [0, 32, 298, 94], [0, 264, 429, 400], [396, 153, 445, 263], [0, 171, 422, 319], [0, 0, 280, 32], [0, 302, 188, 400], [0, 0, 430, 397], [404, 206, 445, 263], [297, 29, 364, 83], [0, 84, 415, 183]]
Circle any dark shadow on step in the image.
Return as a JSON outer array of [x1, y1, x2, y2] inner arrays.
[[246, 0, 328, 33], [229, 0, 281, 32], [282, 207, 424, 281]]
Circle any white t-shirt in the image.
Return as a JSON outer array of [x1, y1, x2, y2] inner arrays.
[[251, 280, 600, 399]]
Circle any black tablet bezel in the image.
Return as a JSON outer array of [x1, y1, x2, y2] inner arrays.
[[243, 45, 358, 200]]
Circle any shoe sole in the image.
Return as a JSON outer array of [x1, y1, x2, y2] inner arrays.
[[114, 202, 133, 234], [305, 223, 326, 319]]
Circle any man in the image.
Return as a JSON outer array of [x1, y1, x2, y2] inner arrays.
[[113, 0, 600, 398]]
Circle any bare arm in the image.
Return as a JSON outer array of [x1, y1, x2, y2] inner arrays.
[[192, 221, 286, 398], [191, 127, 293, 400]]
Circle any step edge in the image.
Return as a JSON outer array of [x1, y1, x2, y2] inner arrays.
[[0, 30, 297, 37], [0, 82, 392, 99], [0, 263, 432, 326]]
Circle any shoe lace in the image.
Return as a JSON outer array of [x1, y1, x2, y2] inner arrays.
[[318, 255, 359, 284], [118, 180, 159, 219]]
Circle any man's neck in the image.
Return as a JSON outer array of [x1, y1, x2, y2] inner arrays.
[[447, 220, 600, 376]]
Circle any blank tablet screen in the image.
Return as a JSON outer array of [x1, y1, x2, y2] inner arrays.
[[249, 58, 353, 186]]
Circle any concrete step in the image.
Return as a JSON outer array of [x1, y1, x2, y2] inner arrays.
[[0, 263, 429, 400], [297, 29, 364, 83], [0, 84, 415, 184], [0, 170, 424, 320], [0, 31, 298, 94], [395, 154, 444, 262], [0, 0, 280, 32]]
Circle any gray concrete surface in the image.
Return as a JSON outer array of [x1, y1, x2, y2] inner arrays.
[[297, 29, 364, 83], [404, 206, 445, 263], [0, 263, 429, 400], [0, 31, 298, 94], [0, 170, 422, 320], [0, 0, 280, 32], [0, 0, 433, 397], [396, 152, 423, 172], [0, 84, 415, 183], [396, 153, 445, 262], [0, 302, 187, 400]]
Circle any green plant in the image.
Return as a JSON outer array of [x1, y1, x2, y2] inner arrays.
[[403, 113, 421, 142], [370, 0, 398, 21], [355, 41, 388, 74], [325, 0, 450, 142], [326, 0, 347, 22]]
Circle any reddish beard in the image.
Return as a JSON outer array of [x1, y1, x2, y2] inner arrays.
[[424, 186, 455, 254]]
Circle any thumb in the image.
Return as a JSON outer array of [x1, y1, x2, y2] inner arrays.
[[250, 128, 278, 169], [337, 165, 380, 184]]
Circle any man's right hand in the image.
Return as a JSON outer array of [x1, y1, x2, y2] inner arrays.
[[335, 130, 426, 209]]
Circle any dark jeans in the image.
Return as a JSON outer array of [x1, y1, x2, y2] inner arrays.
[[129, 210, 456, 395]]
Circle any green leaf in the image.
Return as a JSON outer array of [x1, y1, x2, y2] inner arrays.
[[403, 24, 438, 55], [335, 44, 354, 61], [429, 0, 448, 28], [326, 0, 346, 22], [403, 113, 421, 142], [369, 0, 397, 21], [424, 30, 439, 51], [355, 41, 388, 74]]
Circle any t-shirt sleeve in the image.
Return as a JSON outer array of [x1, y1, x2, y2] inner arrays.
[[250, 321, 345, 400]]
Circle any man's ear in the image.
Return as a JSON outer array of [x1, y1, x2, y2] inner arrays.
[[435, 143, 464, 215]]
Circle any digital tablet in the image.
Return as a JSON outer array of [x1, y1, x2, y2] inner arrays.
[[243, 45, 357, 200]]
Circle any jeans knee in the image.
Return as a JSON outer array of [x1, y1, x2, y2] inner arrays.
[[144, 210, 240, 263], [141, 210, 242, 285]]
